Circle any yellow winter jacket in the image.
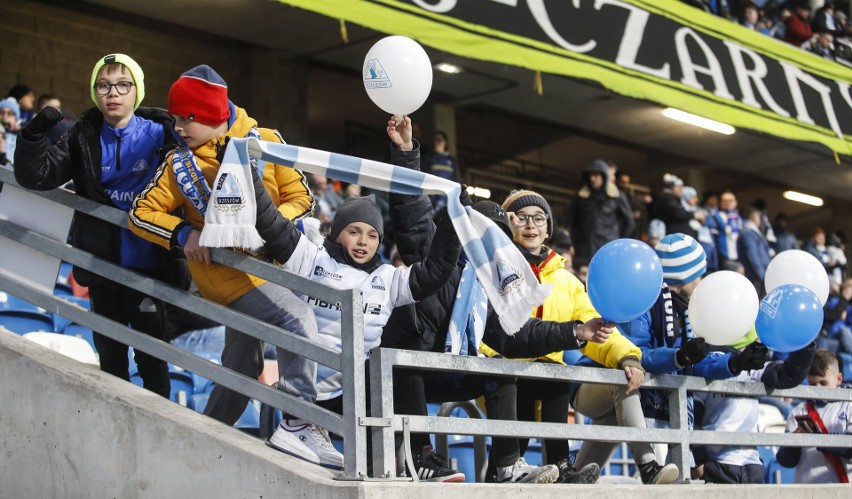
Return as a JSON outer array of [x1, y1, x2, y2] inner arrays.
[[481, 248, 642, 368], [129, 106, 313, 305]]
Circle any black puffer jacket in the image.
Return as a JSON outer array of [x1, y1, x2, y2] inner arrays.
[[383, 147, 588, 356], [13, 107, 176, 287]]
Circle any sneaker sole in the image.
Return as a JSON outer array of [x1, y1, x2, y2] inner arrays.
[[420, 472, 466, 483], [649, 464, 679, 485], [519, 465, 559, 484], [561, 464, 601, 484], [265, 440, 344, 471]]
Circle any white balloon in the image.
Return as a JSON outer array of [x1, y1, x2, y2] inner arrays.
[[688, 271, 759, 345], [363, 36, 433, 116], [764, 249, 830, 305]]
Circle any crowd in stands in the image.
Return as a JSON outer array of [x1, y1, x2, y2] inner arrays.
[[3, 50, 851, 487], [682, 1, 852, 62]]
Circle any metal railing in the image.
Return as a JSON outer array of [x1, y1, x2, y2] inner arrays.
[[3, 165, 852, 484]]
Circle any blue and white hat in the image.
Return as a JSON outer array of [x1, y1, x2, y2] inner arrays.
[[654, 233, 706, 285]]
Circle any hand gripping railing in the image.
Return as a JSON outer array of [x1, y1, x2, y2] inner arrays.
[[368, 347, 852, 482], [0, 166, 368, 478]]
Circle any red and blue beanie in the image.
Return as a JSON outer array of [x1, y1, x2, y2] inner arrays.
[[168, 65, 229, 125]]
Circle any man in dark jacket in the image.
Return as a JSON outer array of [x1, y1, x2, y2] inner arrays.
[[569, 159, 634, 261], [13, 54, 175, 396]]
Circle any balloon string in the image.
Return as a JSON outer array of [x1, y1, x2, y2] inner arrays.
[[339, 19, 349, 44], [835, 151, 841, 165]]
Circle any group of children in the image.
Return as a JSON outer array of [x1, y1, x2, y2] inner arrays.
[[11, 53, 851, 485]]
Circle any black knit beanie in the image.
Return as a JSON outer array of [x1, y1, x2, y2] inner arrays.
[[501, 189, 553, 240], [328, 194, 384, 242]]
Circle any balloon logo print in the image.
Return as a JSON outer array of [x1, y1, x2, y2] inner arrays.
[[364, 59, 392, 89]]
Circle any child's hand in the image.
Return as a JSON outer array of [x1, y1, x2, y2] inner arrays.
[[575, 318, 613, 344], [184, 229, 211, 265], [623, 365, 644, 394], [387, 115, 413, 151]]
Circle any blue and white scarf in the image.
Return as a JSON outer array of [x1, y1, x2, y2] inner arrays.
[[446, 262, 488, 355], [205, 137, 551, 334], [172, 128, 266, 250]]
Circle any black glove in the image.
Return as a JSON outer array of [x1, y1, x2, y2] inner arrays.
[[21, 106, 63, 140], [459, 185, 473, 207], [675, 337, 709, 367], [728, 342, 769, 374], [214, 136, 232, 164]]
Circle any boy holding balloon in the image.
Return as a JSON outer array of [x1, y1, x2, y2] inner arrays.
[[692, 331, 815, 483], [594, 234, 765, 482]]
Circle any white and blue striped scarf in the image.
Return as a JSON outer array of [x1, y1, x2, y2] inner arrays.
[[205, 137, 551, 334], [446, 262, 488, 355]]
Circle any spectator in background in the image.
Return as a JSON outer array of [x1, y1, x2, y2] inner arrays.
[[706, 190, 743, 272], [647, 218, 667, 249], [812, 2, 844, 38], [683, 186, 718, 272], [35, 94, 75, 146], [770, 5, 793, 40], [773, 212, 799, 252], [428, 130, 460, 212], [737, 206, 772, 292], [653, 173, 702, 239], [6, 84, 35, 126], [785, 2, 814, 46], [805, 227, 841, 282], [820, 279, 852, 354], [616, 170, 651, 239], [569, 159, 634, 262], [0, 98, 21, 164], [702, 191, 720, 216], [827, 232, 847, 286], [550, 227, 575, 272], [741, 3, 771, 34], [751, 198, 777, 251], [308, 173, 343, 224], [574, 257, 590, 287], [810, 31, 837, 60]]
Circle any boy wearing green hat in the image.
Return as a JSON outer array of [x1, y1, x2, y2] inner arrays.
[[14, 53, 176, 397]]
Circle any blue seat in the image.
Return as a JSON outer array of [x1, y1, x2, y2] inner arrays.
[[599, 443, 636, 477], [447, 435, 488, 483], [838, 352, 852, 382], [0, 310, 56, 335]]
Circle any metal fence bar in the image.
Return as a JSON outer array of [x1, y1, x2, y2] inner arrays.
[[340, 289, 368, 478], [369, 349, 397, 478]]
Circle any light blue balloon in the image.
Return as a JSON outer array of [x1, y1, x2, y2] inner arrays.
[[756, 284, 823, 353], [587, 239, 663, 323]]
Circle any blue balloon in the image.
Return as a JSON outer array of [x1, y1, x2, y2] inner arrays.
[[756, 284, 823, 353], [587, 239, 663, 323]]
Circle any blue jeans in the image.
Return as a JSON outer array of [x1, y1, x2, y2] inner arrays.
[[204, 283, 319, 425]]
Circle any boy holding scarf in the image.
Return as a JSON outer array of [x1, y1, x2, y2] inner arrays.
[[128, 66, 338, 469]]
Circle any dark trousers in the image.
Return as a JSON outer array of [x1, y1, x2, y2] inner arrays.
[[516, 376, 572, 464], [703, 461, 764, 484], [88, 277, 170, 398], [393, 368, 520, 469]]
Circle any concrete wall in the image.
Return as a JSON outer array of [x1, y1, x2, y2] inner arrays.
[[3, 329, 852, 499]]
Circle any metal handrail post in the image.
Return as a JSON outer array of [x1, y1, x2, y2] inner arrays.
[[668, 385, 692, 483], [340, 288, 366, 478], [369, 348, 397, 478], [435, 401, 488, 482]]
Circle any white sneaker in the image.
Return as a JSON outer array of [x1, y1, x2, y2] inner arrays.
[[267, 419, 344, 470], [496, 457, 559, 484]]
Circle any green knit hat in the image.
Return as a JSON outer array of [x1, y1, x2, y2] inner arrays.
[[729, 326, 758, 350], [90, 53, 145, 110]]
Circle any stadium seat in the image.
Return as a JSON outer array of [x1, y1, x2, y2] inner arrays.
[[23, 332, 98, 366], [760, 445, 795, 484], [0, 292, 55, 335]]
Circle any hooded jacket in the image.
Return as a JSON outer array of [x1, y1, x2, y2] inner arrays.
[[569, 160, 635, 261], [129, 103, 312, 305]]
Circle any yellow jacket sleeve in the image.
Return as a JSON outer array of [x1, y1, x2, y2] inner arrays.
[[581, 330, 642, 369], [129, 160, 188, 249]]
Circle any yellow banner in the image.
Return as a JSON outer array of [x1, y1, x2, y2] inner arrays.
[[277, 0, 852, 155]]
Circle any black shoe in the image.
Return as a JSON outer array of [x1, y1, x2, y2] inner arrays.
[[555, 459, 600, 484], [410, 445, 466, 482], [638, 461, 679, 484]]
